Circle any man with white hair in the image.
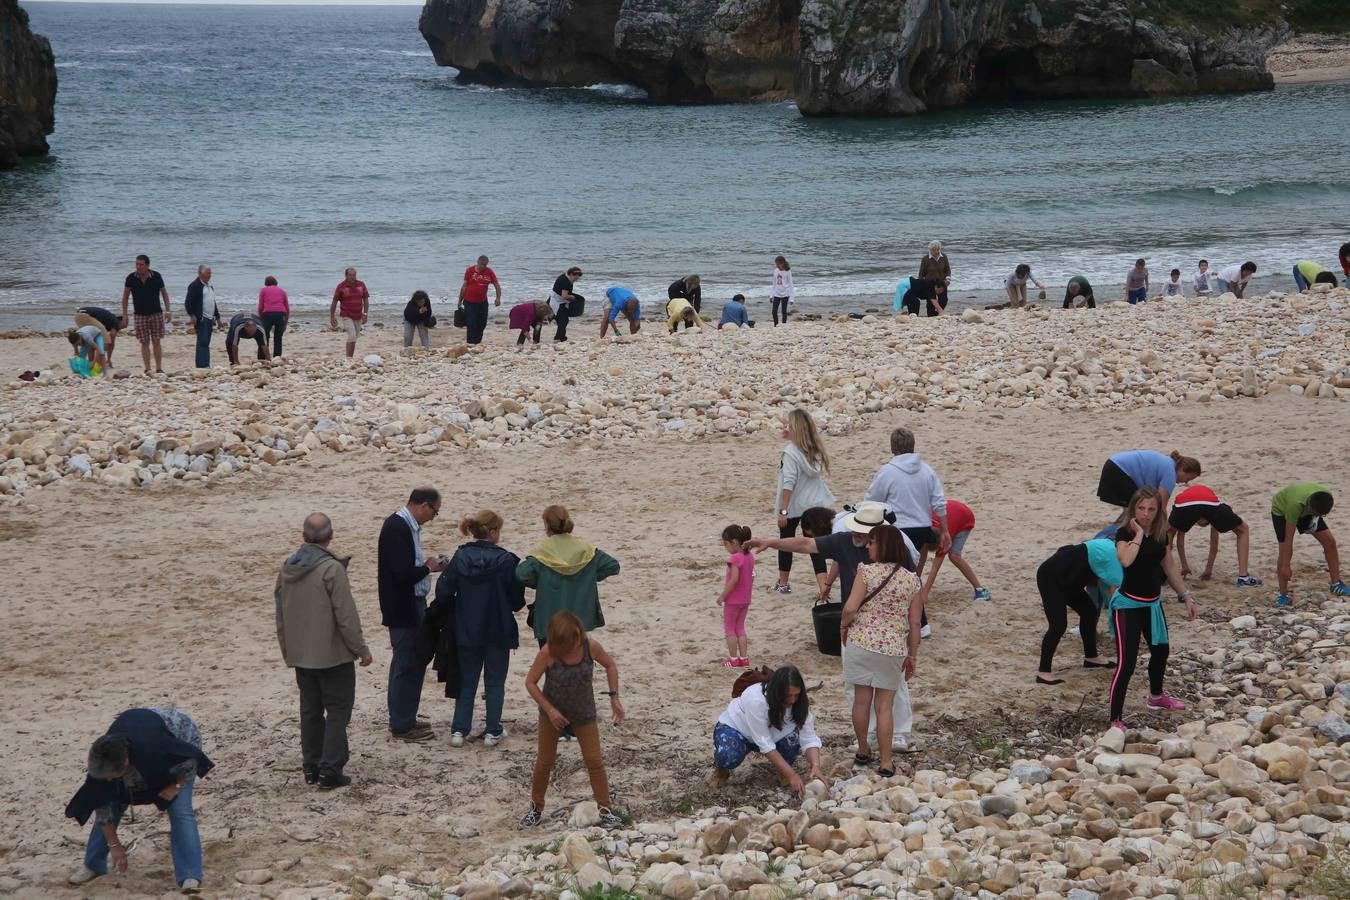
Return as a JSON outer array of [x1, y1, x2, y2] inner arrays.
[[918, 241, 951, 309], [275, 513, 372, 790], [183, 265, 218, 368]]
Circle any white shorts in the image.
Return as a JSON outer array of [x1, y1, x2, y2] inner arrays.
[[842, 644, 904, 692], [342, 317, 362, 341]]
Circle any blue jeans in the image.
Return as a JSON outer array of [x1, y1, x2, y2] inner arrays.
[[1293, 265, 1309, 292], [713, 722, 801, 771], [387, 610, 427, 733], [451, 645, 510, 735], [85, 776, 201, 885], [1127, 287, 1147, 304], [194, 317, 214, 368]]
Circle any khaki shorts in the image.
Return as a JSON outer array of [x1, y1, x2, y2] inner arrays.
[[842, 643, 905, 692], [342, 317, 362, 341]]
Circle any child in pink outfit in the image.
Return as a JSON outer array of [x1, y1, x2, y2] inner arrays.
[[718, 525, 755, 668]]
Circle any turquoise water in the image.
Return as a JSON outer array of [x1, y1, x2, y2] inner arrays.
[[3, 2, 1348, 314]]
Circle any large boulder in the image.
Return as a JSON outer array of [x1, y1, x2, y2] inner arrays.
[[0, 0, 56, 167]]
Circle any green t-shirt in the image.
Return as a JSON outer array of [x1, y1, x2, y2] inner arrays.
[[1271, 483, 1329, 522], [1295, 260, 1325, 285]]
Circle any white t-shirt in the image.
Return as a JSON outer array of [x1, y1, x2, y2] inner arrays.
[[717, 682, 821, 753], [1219, 264, 1248, 285], [771, 269, 794, 300], [1193, 270, 1214, 294], [1163, 279, 1184, 296]]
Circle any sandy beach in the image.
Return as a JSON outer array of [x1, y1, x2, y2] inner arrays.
[[1268, 34, 1350, 85], [1, 290, 1348, 897]]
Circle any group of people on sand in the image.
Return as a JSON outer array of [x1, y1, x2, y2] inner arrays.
[[62, 409, 1348, 892], [895, 241, 1348, 315], [61, 243, 1349, 377], [1034, 448, 1347, 735]]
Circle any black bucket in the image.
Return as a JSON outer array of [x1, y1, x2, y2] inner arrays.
[[812, 601, 843, 656], [567, 294, 586, 318]]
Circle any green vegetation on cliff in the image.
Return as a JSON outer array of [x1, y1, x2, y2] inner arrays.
[[1134, 0, 1344, 32]]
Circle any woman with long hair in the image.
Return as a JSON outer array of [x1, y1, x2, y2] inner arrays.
[[1107, 488, 1196, 730], [434, 510, 526, 747], [840, 525, 923, 778], [712, 665, 828, 797], [772, 408, 835, 595]]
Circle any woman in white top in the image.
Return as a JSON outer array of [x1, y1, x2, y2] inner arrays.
[[771, 255, 794, 326], [712, 666, 828, 797], [774, 408, 835, 595]]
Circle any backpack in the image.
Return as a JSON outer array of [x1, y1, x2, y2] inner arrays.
[[731, 665, 774, 698]]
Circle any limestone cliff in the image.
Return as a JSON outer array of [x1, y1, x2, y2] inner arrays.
[[419, 0, 1287, 115], [0, 0, 56, 167]]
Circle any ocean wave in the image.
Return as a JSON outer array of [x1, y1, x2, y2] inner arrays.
[[580, 83, 648, 100], [1141, 180, 1350, 203]]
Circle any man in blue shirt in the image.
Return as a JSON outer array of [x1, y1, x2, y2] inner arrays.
[[718, 294, 754, 329], [600, 285, 641, 338]]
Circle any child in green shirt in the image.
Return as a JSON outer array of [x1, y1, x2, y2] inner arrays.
[[1271, 483, 1347, 606]]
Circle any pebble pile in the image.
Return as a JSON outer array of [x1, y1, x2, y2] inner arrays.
[[2, 289, 1347, 500], [216, 600, 1350, 899]]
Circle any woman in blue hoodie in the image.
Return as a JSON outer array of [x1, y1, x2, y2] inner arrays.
[[435, 510, 526, 748]]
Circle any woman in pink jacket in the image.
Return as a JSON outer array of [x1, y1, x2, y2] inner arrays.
[[257, 276, 290, 359]]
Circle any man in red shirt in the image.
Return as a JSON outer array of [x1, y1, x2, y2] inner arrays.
[[459, 255, 501, 345], [329, 267, 369, 359], [921, 499, 991, 601]]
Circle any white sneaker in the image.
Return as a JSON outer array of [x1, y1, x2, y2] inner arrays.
[[68, 866, 100, 886], [484, 727, 509, 747], [920, 624, 932, 639], [181, 878, 202, 894], [449, 732, 465, 748]]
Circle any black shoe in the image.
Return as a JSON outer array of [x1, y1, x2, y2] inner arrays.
[[303, 767, 319, 785], [317, 772, 351, 791]]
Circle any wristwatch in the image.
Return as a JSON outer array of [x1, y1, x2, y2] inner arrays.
[[779, 509, 788, 516]]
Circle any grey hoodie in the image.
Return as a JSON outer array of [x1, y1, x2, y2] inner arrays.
[[863, 453, 947, 529], [275, 544, 370, 669]]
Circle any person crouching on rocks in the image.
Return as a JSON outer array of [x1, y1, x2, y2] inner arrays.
[[711, 665, 828, 798], [519, 612, 625, 830]]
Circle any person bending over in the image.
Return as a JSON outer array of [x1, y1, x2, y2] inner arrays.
[[718, 294, 753, 329], [600, 285, 641, 338], [1064, 275, 1095, 309], [1272, 484, 1348, 606], [1166, 484, 1261, 586], [1035, 538, 1120, 685], [225, 312, 272, 366]]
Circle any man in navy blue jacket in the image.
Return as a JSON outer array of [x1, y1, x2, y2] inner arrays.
[[183, 266, 218, 369], [378, 487, 447, 741]]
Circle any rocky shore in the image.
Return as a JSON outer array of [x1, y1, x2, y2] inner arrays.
[[4, 288, 1347, 501]]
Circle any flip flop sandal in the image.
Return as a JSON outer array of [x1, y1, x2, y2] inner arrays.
[[878, 767, 896, 778], [853, 753, 873, 766], [1036, 676, 1065, 685]]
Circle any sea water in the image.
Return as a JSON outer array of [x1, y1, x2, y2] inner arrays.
[[2, 2, 1348, 316]]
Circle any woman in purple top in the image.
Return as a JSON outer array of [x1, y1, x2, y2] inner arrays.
[[509, 301, 554, 346]]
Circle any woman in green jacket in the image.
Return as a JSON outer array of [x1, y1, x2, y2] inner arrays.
[[517, 505, 621, 648]]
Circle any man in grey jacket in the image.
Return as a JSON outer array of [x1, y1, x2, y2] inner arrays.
[[275, 513, 372, 790]]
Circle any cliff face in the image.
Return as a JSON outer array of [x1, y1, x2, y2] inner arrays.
[[420, 0, 1286, 115], [0, 0, 56, 167], [418, 0, 800, 102]]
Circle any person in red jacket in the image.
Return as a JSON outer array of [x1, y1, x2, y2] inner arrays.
[[1167, 484, 1261, 587], [329, 267, 369, 359], [920, 499, 991, 601]]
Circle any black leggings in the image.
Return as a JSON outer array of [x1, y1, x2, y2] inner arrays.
[[1037, 564, 1100, 672], [1108, 605, 1169, 721], [516, 323, 543, 345], [771, 297, 790, 325], [778, 517, 826, 576], [261, 311, 287, 357]]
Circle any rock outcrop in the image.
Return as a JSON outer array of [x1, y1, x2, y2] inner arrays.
[[418, 0, 1286, 115], [0, 0, 56, 167]]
